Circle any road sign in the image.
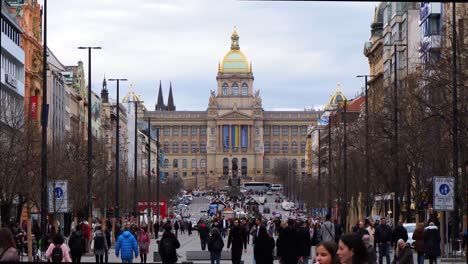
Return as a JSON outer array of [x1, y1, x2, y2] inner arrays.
[[433, 176, 454, 211], [48, 180, 69, 213]]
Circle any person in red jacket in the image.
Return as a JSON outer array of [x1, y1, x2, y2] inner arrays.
[[81, 221, 91, 253]]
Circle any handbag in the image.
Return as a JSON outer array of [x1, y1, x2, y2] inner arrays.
[[90, 239, 94, 250]]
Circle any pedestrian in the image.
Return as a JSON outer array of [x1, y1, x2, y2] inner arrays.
[[221, 216, 229, 239], [375, 217, 392, 264], [412, 223, 425, 264], [68, 225, 86, 263], [137, 226, 151, 263], [392, 239, 413, 264], [81, 221, 91, 253], [334, 219, 343, 244], [392, 220, 408, 252], [362, 234, 377, 264], [0, 227, 20, 262], [115, 227, 139, 263], [154, 220, 160, 239], [14, 225, 25, 259], [45, 233, 72, 262], [366, 222, 375, 246], [174, 221, 180, 238], [227, 218, 247, 264], [208, 227, 224, 264], [321, 214, 335, 242], [180, 220, 185, 235], [314, 241, 340, 264], [158, 225, 180, 264], [253, 226, 275, 264], [187, 220, 193, 236], [92, 224, 108, 263], [250, 217, 263, 264], [104, 225, 111, 263], [424, 222, 441, 264], [241, 219, 250, 244], [355, 221, 370, 239], [198, 221, 210, 250], [337, 233, 369, 264], [296, 221, 311, 264], [276, 219, 299, 264]]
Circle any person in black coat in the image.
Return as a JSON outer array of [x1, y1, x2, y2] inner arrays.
[[276, 219, 299, 264], [253, 226, 275, 264], [227, 218, 247, 264], [154, 221, 160, 239], [392, 220, 408, 249], [424, 222, 441, 264], [208, 227, 224, 264], [296, 221, 311, 263], [158, 226, 181, 264], [68, 227, 86, 263]]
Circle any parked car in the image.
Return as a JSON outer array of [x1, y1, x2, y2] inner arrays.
[[403, 223, 416, 248], [183, 194, 193, 201], [266, 190, 273, 195]]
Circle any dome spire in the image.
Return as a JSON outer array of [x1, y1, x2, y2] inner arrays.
[[231, 26, 240, 50]]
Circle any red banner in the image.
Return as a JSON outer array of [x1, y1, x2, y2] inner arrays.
[[29, 96, 38, 120], [137, 201, 167, 218]]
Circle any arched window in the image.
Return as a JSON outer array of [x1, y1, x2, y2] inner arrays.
[[292, 141, 298, 153], [222, 83, 228, 95], [242, 83, 248, 96], [232, 83, 239, 96], [173, 159, 178, 168], [273, 141, 279, 153], [191, 141, 198, 152], [191, 159, 197, 168], [264, 141, 270, 153], [301, 158, 306, 168], [200, 159, 206, 168], [241, 158, 247, 176], [223, 158, 229, 175], [200, 141, 206, 153], [292, 159, 297, 170], [274, 159, 279, 168], [164, 141, 170, 153], [264, 159, 270, 174], [182, 141, 188, 153], [301, 141, 306, 153], [282, 141, 288, 153], [232, 158, 238, 176], [172, 141, 179, 153], [164, 159, 169, 168], [182, 159, 187, 169]]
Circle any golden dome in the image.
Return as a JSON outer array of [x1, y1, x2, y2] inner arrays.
[[220, 27, 250, 73], [325, 82, 347, 110], [122, 83, 142, 103]]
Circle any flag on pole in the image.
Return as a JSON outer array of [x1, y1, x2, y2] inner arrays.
[[262, 143, 265, 160]]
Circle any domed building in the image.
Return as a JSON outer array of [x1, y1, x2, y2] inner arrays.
[[143, 29, 319, 189]]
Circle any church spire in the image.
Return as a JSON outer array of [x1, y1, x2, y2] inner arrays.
[[167, 82, 176, 111], [155, 80, 166, 111], [230, 26, 240, 50], [101, 75, 109, 103]]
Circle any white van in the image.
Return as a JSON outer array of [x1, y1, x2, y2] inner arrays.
[[271, 184, 283, 191]]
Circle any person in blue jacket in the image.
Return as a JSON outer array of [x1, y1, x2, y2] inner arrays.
[[115, 227, 139, 263]]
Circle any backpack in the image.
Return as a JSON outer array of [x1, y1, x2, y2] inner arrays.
[[160, 238, 174, 257], [51, 244, 63, 262], [212, 238, 223, 252], [69, 234, 82, 252], [94, 233, 105, 250]]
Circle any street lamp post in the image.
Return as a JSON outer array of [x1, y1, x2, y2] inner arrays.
[[328, 115, 332, 214], [156, 127, 161, 222], [40, 0, 48, 236], [193, 147, 199, 190], [384, 43, 406, 227], [357, 74, 375, 217], [78, 46, 102, 223], [108, 78, 127, 221]]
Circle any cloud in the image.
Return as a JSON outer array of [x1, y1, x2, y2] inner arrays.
[[41, 0, 378, 110]]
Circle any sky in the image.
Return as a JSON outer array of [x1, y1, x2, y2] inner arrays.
[[43, 0, 379, 111]]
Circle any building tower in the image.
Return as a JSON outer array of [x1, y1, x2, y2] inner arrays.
[[155, 80, 166, 111], [166, 82, 176, 111], [101, 76, 109, 103]]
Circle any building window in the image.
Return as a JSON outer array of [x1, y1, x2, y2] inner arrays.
[[164, 159, 169, 168], [191, 159, 197, 168], [182, 159, 187, 169], [273, 126, 280, 136], [222, 83, 228, 95], [242, 83, 248, 96], [200, 141, 206, 153], [211, 127, 215, 135], [182, 126, 188, 136], [172, 141, 179, 153], [164, 141, 170, 153], [282, 141, 288, 153], [282, 126, 289, 136], [191, 141, 198, 152], [292, 141, 298, 153], [173, 126, 179, 136], [201, 127, 207, 136], [191, 126, 198, 136], [173, 172, 178, 178], [301, 141, 306, 153], [164, 126, 170, 136], [301, 159, 306, 168], [182, 141, 188, 153], [232, 83, 239, 96], [291, 126, 298, 136], [264, 141, 270, 153], [264, 126, 270, 136], [264, 159, 270, 174], [273, 141, 279, 153], [173, 159, 178, 168], [182, 172, 187, 177], [200, 159, 206, 168], [300, 126, 307, 136]]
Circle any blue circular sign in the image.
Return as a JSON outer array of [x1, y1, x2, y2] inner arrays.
[[54, 187, 63, 198], [439, 184, 450, 195]]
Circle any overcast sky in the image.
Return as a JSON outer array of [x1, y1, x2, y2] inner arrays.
[[44, 0, 378, 111]]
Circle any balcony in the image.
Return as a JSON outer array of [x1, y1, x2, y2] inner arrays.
[[420, 2, 441, 24], [420, 35, 441, 53]]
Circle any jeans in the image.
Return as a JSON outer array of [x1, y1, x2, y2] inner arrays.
[[378, 243, 390, 264], [221, 228, 226, 238], [417, 251, 424, 264], [210, 252, 221, 264]]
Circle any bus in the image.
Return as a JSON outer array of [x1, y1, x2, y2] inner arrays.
[[242, 182, 272, 192]]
